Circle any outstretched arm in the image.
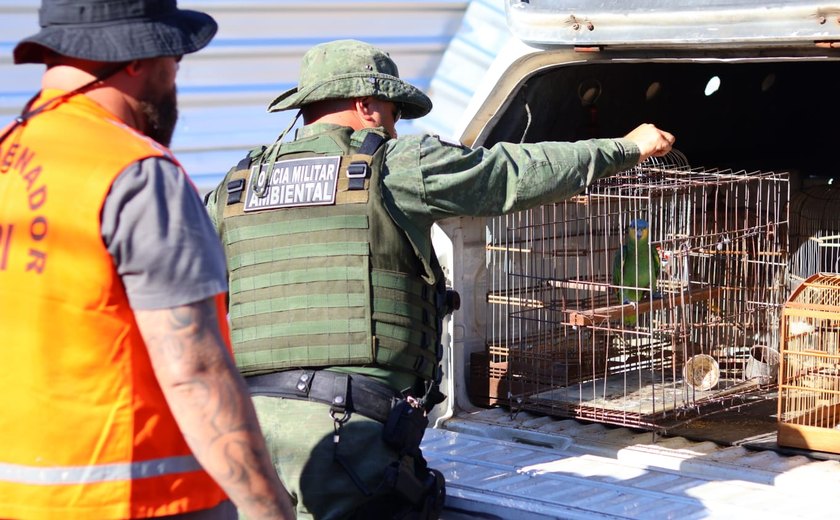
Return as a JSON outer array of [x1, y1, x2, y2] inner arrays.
[[387, 123, 676, 223], [135, 297, 295, 520]]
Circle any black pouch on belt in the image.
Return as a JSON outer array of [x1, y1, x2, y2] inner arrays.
[[382, 399, 429, 454]]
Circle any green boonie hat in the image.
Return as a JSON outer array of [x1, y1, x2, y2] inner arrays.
[[267, 39, 432, 119]]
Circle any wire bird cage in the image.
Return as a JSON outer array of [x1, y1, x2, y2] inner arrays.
[[474, 153, 790, 429], [778, 273, 840, 454], [789, 185, 840, 290]]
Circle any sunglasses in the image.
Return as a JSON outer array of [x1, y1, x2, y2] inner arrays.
[[393, 103, 403, 123]]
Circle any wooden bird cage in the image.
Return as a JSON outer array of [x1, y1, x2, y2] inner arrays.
[[778, 273, 840, 453]]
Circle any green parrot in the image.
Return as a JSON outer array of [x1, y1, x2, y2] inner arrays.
[[612, 219, 661, 325]]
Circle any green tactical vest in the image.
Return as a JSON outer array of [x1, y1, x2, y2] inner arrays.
[[214, 127, 443, 383]]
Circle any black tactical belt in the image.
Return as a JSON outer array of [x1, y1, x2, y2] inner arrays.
[[245, 369, 401, 424]]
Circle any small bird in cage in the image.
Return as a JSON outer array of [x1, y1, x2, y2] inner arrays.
[[612, 219, 661, 325]]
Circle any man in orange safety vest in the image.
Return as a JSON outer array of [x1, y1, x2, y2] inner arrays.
[[0, 1, 295, 519]]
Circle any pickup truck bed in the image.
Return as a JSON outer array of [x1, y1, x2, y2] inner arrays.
[[425, 408, 840, 519]]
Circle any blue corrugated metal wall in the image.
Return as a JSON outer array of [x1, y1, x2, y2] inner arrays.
[[0, 0, 470, 190], [418, 0, 510, 140]]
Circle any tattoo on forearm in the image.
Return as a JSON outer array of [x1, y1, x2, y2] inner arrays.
[[137, 299, 292, 517]]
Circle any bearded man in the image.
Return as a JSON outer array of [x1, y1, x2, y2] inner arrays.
[[0, 2, 294, 519]]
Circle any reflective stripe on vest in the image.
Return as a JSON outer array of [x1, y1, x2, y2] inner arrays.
[[0, 455, 201, 485]]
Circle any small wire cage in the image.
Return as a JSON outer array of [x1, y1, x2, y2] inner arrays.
[[789, 185, 840, 290], [778, 273, 840, 454], [479, 153, 790, 429]]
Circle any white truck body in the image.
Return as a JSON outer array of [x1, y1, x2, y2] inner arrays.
[[426, 2, 840, 518]]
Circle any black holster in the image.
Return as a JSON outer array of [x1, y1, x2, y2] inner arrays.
[[376, 399, 446, 519], [383, 399, 428, 455], [382, 458, 445, 520]]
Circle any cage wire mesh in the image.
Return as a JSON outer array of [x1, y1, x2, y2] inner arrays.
[[482, 152, 790, 429], [789, 185, 840, 291]]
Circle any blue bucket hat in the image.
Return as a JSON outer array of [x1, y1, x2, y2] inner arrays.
[[14, 0, 217, 64]]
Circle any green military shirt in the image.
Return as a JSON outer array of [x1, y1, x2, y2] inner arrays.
[[208, 122, 641, 391], [285, 123, 640, 281], [208, 122, 640, 230]]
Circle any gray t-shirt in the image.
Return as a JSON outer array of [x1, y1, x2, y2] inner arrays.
[[101, 157, 227, 310]]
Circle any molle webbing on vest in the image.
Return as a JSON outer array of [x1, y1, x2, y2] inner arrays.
[[218, 128, 440, 380], [226, 205, 373, 370]]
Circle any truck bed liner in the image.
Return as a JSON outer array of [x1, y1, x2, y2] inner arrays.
[[424, 408, 840, 519]]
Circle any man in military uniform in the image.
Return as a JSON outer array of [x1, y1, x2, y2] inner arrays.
[[205, 39, 674, 519]]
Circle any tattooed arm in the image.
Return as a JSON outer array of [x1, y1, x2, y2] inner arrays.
[[135, 297, 296, 520]]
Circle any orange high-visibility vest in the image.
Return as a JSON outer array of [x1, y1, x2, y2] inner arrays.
[[0, 90, 228, 519]]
